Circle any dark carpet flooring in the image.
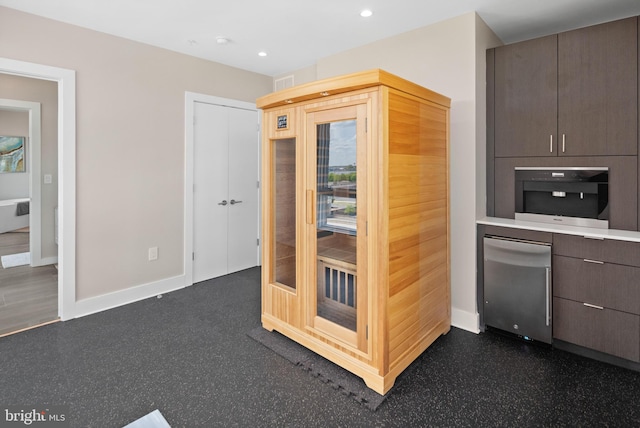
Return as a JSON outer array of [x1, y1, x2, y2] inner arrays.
[[1, 266, 640, 427]]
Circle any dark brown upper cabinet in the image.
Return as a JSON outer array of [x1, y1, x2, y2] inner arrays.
[[492, 17, 638, 158], [558, 17, 637, 156], [494, 35, 557, 158]]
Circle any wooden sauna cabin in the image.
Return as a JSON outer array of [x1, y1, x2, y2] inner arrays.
[[256, 69, 451, 395]]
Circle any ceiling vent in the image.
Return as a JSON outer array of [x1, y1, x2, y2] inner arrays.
[[274, 75, 294, 92]]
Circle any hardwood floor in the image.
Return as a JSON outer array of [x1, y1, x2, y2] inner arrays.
[[0, 231, 58, 336]]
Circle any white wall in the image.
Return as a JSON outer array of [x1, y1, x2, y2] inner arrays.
[[474, 15, 503, 328], [283, 13, 502, 332], [0, 6, 272, 310]]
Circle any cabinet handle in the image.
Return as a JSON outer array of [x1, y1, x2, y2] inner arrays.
[[583, 259, 604, 264], [562, 134, 566, 153], [306, 189, 314, 225], [583, 302, 604, 310], [583, 236, 604, 240], [549, 135, 553, 153]]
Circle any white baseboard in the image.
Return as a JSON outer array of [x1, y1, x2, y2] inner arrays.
[[70, 276, 482, 334], [35, 256, 58, 267], [451, 307, 480, 333], [72, 275, 187, 319]]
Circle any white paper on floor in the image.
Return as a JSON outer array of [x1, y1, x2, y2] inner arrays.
[[1, 252, 31, 268], [123, 409, 171, 428]]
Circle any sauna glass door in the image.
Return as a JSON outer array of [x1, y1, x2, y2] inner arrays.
[[270, 138, 297, 290], [306, 103, 368, 352]]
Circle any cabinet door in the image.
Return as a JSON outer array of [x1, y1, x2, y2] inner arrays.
[[553, 234, 640, 267], [558, 17, 638, 156], [494, 35, 557, 157], [553, 255, 640, 315], [305, 102, 369, 353], [553, 297, 640, 362]]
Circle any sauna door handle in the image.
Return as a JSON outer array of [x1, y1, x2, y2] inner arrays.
[[306, 190, 314, 224]]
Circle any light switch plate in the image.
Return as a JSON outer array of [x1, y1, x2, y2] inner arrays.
[[44, 174, 53, 184]]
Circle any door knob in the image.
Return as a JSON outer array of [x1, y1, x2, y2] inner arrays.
[[218, 200, 228, 206], [230, 199, 243, 205]]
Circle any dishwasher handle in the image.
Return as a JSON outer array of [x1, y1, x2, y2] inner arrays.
[[545, 267, 551, 327]]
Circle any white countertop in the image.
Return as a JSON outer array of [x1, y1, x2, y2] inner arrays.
[[477, 216, 640, 243]]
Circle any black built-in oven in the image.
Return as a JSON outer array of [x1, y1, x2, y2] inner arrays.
[[515, 167, 609, 229]]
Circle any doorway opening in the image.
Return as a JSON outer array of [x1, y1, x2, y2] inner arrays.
[[0, 97, 58, 336], [0, 57, 77, 332]]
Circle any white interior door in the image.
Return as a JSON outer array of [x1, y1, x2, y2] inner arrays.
[[194, 102, 228, 282], [227, 107, 260, 273], [193, 101, 259, 283]]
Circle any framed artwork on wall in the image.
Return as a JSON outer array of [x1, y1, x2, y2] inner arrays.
[[0, 136, 26, 173]]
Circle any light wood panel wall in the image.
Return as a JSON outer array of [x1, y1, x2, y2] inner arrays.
[[386, 89, 451, 370]]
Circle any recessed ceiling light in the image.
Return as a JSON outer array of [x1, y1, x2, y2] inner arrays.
[[216, 36, 230, 45], [258, 51, 267, 57], [360, 9, 373, 18]]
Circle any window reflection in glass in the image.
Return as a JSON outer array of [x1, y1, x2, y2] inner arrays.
[[316, 120, 357, 235], [316, 120, 357, 331]]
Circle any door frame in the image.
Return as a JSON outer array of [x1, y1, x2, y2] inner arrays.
[[184, 92, 261, 286], [0, 57, 77, 320]]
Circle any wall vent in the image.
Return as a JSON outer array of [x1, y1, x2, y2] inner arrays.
[[274, 75, 294, 92]]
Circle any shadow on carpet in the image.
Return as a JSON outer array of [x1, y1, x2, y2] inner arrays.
[[247, 327, 391, 411]]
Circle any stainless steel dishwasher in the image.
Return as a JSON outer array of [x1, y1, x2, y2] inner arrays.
[[483, 236, 552, 344]]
